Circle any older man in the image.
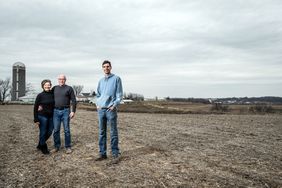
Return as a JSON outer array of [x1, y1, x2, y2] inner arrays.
[[52, 74, 76, 154]]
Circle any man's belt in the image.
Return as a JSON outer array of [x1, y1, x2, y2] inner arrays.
[[55, 106, 70, 110]]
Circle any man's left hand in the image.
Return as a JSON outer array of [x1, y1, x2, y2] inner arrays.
[[69, 112, 75, 119], [108, 106, 116, 111]]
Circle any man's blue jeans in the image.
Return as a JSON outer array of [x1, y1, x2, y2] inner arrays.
[[98, 109, 119, 156], [53, 108, 71, 149], [38, 115, 54, 146]]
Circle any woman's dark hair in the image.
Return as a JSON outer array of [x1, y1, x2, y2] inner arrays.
[[41, 79, 52, 89]]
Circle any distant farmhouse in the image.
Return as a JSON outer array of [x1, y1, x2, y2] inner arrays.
[[77, 93, 96, 103], [18, 94, 36, 103]]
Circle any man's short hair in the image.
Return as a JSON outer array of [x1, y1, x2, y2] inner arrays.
[[102, 60, 111, 67]]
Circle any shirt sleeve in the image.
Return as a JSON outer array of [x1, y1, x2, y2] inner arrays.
[[70, 87, 77, 113], [33, 94, 40, 123], [113, 77, 123, 107], [96, 81, 101, 98]]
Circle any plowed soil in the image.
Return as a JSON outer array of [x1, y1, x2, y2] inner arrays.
[[0, 105, 281, 187]]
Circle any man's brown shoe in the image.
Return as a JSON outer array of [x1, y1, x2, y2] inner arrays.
[[51, 148, 59, 153], [111, 155, 121, 164], [66, 148, 72, 154], [95, 155, 107, 161]]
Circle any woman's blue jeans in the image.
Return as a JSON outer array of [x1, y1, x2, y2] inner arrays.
[[38, 115, 54, 146]]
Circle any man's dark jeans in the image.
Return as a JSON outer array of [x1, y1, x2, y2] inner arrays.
[[53, 108, 71, 149]]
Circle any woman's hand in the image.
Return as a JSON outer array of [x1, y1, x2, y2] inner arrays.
[[38, 105, 43, 111], [35, 122, 40, 127]]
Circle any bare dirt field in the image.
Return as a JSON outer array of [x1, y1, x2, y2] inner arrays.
[[0, 105, 282, 187]]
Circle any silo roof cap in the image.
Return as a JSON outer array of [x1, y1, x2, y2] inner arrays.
[[13, 62, 25, 67]]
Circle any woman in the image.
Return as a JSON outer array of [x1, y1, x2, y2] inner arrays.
[[33, 79, 54, 154]]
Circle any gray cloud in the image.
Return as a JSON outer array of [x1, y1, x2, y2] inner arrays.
[[1, 0, 282, 98]]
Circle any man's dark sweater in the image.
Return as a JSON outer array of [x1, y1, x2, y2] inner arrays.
[[34, 91, 54, 123], [53, 85, 77, 112]]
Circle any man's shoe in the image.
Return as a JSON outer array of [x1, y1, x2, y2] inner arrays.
[[66, 148, 72, 154], [95, 155, 107, 161], [111, 155, 121, 164], [51, 148, 59, 153]]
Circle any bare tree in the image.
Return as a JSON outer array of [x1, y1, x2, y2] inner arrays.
[[90, 89, 96, 96], [0, 79, 3, 102], [0, 77, 12, 102], [25, 83, 35, 95], [124, 92, 144, 101], [72, 85, 84, 96]]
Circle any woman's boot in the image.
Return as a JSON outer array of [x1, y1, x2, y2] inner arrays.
[[40, 144, 50, 155]]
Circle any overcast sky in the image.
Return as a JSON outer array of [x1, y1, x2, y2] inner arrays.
[[1, 0, 282, 98]]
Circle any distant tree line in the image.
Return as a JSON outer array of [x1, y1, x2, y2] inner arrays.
[[124, 92, 144, 101], [72, 85, 96, 97], [165, 97, 210, 104], [165, 96, 282, 105], [214, 96, 282, 104]]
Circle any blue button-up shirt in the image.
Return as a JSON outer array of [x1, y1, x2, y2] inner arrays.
[[96, 73, 123, 108]]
